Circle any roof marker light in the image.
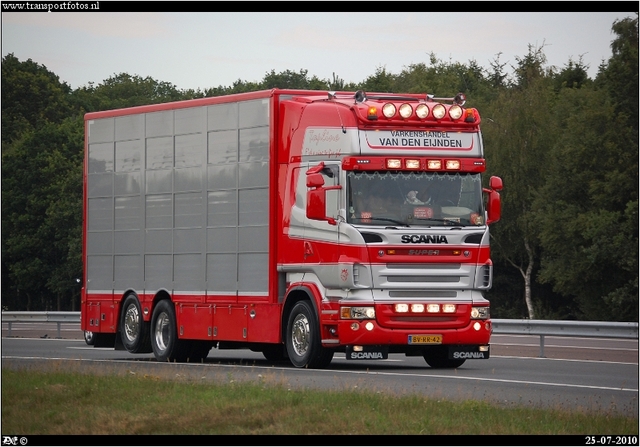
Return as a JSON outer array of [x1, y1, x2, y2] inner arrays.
[[465, 109, 476, 123]]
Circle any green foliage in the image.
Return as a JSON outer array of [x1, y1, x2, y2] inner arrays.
[[1, 118, 83, 310], [601, 14, 639, 128], [1, 53, 72, 147], [70, 73, 187, 113], [203, 69, 350, 96], [535, 84, 638, 321], [553, 58, 591, 91]]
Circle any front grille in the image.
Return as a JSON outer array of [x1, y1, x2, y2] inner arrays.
[[388, 290, 457, 298], [387, 275, 460, 283]]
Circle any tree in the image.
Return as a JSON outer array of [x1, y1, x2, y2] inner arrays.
[[70, 73, 186, 113], [261, 68, 316, 89], [483, 46, 557, 320], [357, 65, 396, 92], [600, 14, 639, 128], [2, 118, 83, 310], [535, 16, 638, 321], [487, 52, 509, 89], [1, 53, 72, 147], [553, 57, 591, 91], [512, 42, 551, 90]]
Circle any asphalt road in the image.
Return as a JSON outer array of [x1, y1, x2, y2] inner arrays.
[[2, 323, 638, 417]]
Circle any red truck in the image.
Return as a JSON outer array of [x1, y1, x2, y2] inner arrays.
[[81, 89, 502, 368]]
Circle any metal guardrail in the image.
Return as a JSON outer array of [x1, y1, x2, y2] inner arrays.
[[492, 319, 639, 357], [2, 312, 638, 357], [2, 311, 80, 339]]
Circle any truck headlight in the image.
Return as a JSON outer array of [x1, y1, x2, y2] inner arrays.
[[470, 306, 490, 319], [340, 306, 376, 320]]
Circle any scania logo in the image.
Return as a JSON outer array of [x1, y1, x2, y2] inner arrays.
[[401, 235, 449, 244], [453, 352, 486, 359], [350, 352, 384, 359]]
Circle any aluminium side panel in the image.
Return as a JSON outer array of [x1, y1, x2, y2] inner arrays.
[[206, 98, 271, 297], [86, 96, 271, 300]]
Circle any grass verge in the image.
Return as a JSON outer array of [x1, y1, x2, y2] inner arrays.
[[1, 367, 638, 435]]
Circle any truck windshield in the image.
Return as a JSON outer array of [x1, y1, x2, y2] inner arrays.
[[346, 171, 484, 227]]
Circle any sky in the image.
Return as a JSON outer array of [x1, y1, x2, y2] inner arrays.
[[1, 7, 636, 92]]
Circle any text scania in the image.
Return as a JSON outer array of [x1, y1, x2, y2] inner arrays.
[[453, 352, 487, 359], [350, 352, 385, 359], [401, 235, 449, 244]]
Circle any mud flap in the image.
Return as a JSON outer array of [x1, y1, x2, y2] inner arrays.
[[345, 345, 389, 360], [448, 345, 490, 360]]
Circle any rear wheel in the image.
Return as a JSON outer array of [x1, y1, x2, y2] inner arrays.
[[120, 294, 152, 353], [150, 299, 188, 362], [285, 301, 333, 369], [187, 341, 212, 363], [83, 330, 95, 345]]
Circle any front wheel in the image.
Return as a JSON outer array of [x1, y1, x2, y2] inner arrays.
[[262, 344, 289, 362], [285, 301, 333, 369], [423, 346, 466, 369]]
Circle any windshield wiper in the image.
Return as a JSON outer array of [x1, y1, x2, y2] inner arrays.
[[351, 217, 410, 227], [411, 218, 466, 227]]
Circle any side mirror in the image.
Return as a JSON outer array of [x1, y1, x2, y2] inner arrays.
[[306, 173, 325, 188], [490, 175, 503, 191], [484, 176, 503, 225], [306, 164, 341, 225]]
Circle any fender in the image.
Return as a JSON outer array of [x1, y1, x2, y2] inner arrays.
[[283, 282, 324, 321]]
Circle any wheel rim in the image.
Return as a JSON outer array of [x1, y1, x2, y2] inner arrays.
[[123, 304, 140, 343], [291, 313, 310, 357], [154, 312, 170, 352], [84, 331, 93, 341]]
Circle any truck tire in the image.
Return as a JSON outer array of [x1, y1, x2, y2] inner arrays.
[[285, 300, 333, 369], [120, 294, 152, 353], [423, 346, 465, 369], [83, 330, 95, 346], [150, 299, 188, 362], [186, 341, 212, 363], [262, 344, 289, 362]]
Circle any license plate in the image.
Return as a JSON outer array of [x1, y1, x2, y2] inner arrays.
[[408, 334, 442, 344]]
